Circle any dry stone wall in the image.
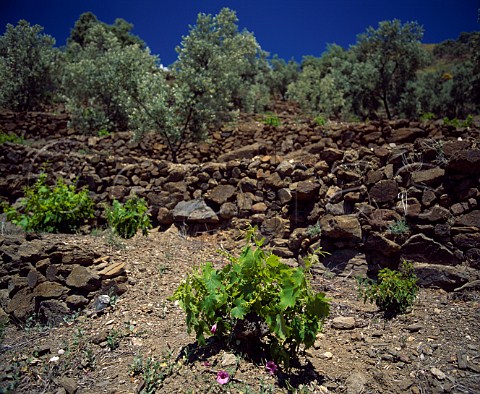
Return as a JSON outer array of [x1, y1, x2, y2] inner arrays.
[[1, 110, 479, 295]]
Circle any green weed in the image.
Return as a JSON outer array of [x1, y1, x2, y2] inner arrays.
[[2, 172, 94, 233], [105, 196, 152, 239], [357, 260, 419, 316]]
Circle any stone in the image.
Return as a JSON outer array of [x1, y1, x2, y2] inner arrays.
[[447, 148, 480, 174], [387, 127, 425, 143], [418, 205, 451, 222], [332, 316, 355, 330], [414, 263, 469, 291], [401, 234, 460, 265], [364, 232, 401, 256], [321, 249, 367, 277], [319, 147, 344, 163], [172, 199, 219, 223], [453, 233, 480, 249], [251, 202, 267, 213], [369, 180, 398, 203], [38, 299, 70, 325], [96, 262, 126, 279], [294, 181, 320, 200], [6, 287, 34, 320], [56, 376, 78, 394], [265, 172, 285, 188], [406, 322, 424, 332], [237, 192, 253, 211], [206, 185, 236, 205], [66, 295, 89, 309], [276, 161, 295, 177], [455, 210, 480, 228], [411, 167, 445, 186], [320, 215, 362, 242], [157, 207, 173, 224], [33, 282, 69, 298], [66, 266, 101, 292], [218, 142, 266, 162], [219, 202, 238, 219], [345, 371, 367, 394], [277, 188, 292, 204], [430, 367, 446, 380], [221, 352, 237, 367]]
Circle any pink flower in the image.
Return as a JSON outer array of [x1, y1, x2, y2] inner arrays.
[[265, 361, 278, 375], [201, 361, 211, 367], [211, 322, 217, 334], [216, 370, 230, 385]]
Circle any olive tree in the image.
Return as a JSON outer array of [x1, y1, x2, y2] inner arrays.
[[0, 20, 59, 111], [354, 19, 427, 119]]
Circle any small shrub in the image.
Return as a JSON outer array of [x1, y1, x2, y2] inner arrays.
[[107, 329, 120, 351], [443, 116, 473, 128], [387, 219, 409, 235], [170, 226, 330, 368], [306, 223, 321, 238], [313, 116, 327, 126], [105, 196, 152, 239], [129, 353, 176, 394], [357, 260, 419, 316], [97, 128, 111, 137], [262, 113, 281, 127], [0, 131, 24, 144], [2, 173, 94, 233], [420, 112, 435, 121]]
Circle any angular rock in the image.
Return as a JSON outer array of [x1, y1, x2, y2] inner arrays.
[[66, 294, 89, 309], [418, 205, 451, 222], [66, 266, 101, 292], [401, 234, 460, 265], [320, 215, 362, 242], [33, 282, 69, 298], [411, 167, 445, 186], [447, 149, 480, 174], [345, 371, 367, 394], [172, 199, 219, 223], [455, 210, 480, 228], [387, 127, 425, 143], [56, 376, 78, 394], [6, 287, 34, 320], [369, 180, 398, 203], [38, 299, 70, 326], [414, 262, 469, 291], [251, 202, 267, 213], [294, 181, 320, 201], [96, 262, 126, 279], [206, 184, 236, 205], [453, 233, 480, 249], [218, 142, 266, 162], [321, 249, 367, 277], [332, 316, 355, 330], [277, 188, 292, 204], [219, 202, 238, 219], [319, 147, 344, 163], [265, 172, 285, 188], [364, 232, 401, 256]]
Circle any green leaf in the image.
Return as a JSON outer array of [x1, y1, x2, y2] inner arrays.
[[231, 298, 248, 319]]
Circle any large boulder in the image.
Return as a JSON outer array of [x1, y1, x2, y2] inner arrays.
[[320, 215, 362, 242], [172, 199, 219, 223], [401, 234, 461, 265]]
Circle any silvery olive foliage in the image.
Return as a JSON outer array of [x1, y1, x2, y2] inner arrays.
[[173, 8, 270, 130], [0, 20, 59, 111], [61, 8, 270, 162], [288, 20, 427, 120], [61, 23, 154, 134]]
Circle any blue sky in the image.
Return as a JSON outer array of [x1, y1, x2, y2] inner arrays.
[[1, 0, 478, 66]]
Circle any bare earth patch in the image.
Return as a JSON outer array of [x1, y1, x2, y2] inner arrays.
[[1, 228, 479, 393]]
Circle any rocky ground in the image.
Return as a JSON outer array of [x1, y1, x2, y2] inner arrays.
[[1, 227, 479, 394]]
